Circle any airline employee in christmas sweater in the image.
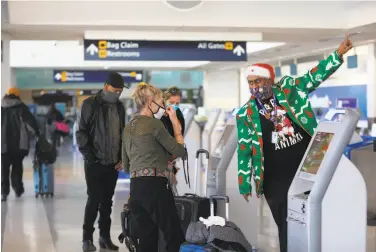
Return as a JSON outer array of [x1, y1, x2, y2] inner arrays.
[[236, 35, 353, 252]]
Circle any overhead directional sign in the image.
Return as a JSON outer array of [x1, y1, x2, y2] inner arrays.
[[53, 70, 143, 83], [83, 39, 247, 61]]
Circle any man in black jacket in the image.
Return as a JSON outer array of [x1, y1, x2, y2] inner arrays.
[[76, 72, 126, 252], [1, 88, 39, 202]]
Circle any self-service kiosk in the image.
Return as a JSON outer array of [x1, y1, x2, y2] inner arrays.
[[287, 109, 366, 252], [202, 109, 222, 160]]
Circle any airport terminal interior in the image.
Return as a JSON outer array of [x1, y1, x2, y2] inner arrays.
[[1, 1, 376, 252]]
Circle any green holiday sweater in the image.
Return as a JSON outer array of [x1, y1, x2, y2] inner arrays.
[[236, 50, 343, 196]]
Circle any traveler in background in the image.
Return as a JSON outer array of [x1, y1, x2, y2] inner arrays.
[[236, 35, 353, 252], [161, 86, 186, 195], [122, 83, 185, 252], [162, 86, 185, 135], [76, 72, 126, 252], [46, 103, 65, 147], [1, 88, 39, 202]]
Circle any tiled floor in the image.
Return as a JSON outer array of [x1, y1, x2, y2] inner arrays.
[[1, 145, 375, 252]]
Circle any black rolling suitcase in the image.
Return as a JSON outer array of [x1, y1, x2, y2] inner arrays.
[[175, 149, 216, 234], [118, 204, 137, 252], [159, 149, 217, 251]]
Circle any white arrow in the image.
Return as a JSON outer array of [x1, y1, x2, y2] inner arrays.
[[86, 44, 98, 55], [55, 73, 62, 80], [233, 45, 245, 56]]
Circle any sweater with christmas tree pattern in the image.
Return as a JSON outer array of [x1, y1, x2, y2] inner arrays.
[[236, 50, 343, 196]]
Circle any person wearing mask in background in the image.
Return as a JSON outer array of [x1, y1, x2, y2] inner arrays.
[[1, 88, 39, 202], [161, 86, 185, 195], [236, 35, 353, 252], [122, 83, 185, 252], [162, 86, 185, 134], [76, 72, 126, 252], [46, 103, 65, 147]]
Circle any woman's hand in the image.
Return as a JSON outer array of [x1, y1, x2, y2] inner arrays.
[[166, 106, 178, 122]]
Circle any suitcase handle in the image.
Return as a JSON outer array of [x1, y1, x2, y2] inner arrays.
[[194, 149, 210, 196], [195, 149, 209, 159], [210, 195, 230, 220], [210, 195, 229, 203], [184, 193, 199, 197]]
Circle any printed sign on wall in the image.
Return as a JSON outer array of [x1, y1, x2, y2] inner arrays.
[[53, 70, 143, 83], [83, 39, 247, 61]]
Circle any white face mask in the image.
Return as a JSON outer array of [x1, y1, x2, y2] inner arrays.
[[153, 107, 166, 120], [150, 101, 166, 119]]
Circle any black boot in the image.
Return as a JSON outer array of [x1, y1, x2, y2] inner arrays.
[[98, 237, 119, 251], [82, 240, 96, 252], [1, 195, 7, 202]]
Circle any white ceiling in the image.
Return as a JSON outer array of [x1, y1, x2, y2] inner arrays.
[[2, 1, 376, 70]]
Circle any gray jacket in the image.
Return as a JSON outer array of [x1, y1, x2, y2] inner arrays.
[[1, 95, 39, 155]]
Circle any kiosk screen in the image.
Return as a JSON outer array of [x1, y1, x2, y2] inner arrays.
[[298, 132, 334, 181]]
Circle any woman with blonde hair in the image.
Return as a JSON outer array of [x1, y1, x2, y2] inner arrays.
[[122, 83, 185, 252]]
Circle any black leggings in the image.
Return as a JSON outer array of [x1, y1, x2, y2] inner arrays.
[[129, 177, 184, 252], [263, 178, 293, 252]]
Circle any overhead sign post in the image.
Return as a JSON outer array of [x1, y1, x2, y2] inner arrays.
[[83, 39, 247, 61], [53, 70, 143, 83]]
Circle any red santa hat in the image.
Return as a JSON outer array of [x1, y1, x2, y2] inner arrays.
[[245, 63, 275, 83]]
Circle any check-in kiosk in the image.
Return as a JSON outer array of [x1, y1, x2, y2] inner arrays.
[[202, 108, 222, 158], [287, 109, 366, 252]]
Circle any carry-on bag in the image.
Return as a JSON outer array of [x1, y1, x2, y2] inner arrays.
[[55, 121, 70, 135], [33, 162, 54, 198], [174, 149, 216, 233], [118, 204, 137, 252], [159, 149, 217, 252], [179, 196, 228, 252], [183, 196, 254, 252], [35, 135, 57, 165]]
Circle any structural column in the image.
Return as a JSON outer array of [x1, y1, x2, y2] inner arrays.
[[1, 32, 16, 97], [203, 69, 241, 109]]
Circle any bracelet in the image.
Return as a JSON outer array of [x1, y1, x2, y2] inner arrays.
[[174, 133, 182, 137]]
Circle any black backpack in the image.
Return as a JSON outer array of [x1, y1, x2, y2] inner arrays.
[[34, 135, 57, 164]]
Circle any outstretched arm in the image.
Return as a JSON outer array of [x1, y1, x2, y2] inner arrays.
[[279, 34, 353, 94]]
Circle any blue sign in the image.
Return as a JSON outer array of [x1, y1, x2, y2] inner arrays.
[[53, 70, 143, 83], [309, 85, 367, 120], [83, 39, 247, 61], [337, 98, 357, 109]]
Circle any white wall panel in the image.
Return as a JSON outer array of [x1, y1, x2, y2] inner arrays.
[[204, 69, 240, 109]]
